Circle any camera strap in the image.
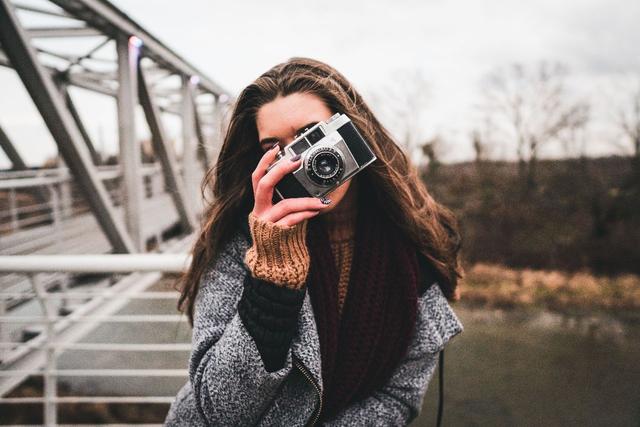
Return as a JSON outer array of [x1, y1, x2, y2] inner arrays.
[[436, 348, 444, 427]]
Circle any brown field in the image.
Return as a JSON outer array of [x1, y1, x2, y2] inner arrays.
[[459, 263, 640, 315]]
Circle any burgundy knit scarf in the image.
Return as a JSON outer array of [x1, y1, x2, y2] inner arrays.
[[306, 194, 420, 423]]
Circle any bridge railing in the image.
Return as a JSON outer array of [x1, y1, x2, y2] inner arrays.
[[0, 250, 193, 426], [0, 165, 172, 236]]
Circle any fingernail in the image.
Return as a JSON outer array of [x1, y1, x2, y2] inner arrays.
[[320, 197, 332, 205], [271, 144, 280, 151], [290, 154, 301, 162]]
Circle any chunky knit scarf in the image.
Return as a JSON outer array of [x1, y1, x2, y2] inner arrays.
[[306, 191, 420, 423]]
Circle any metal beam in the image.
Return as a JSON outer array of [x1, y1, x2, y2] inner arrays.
[[0, 49, 10, 67], [193, 100, 211, 172], [50, 0, 229, 97], [116, 34, 144, 251], [65, 36, 112, 68], [0, 128, 50, 205], [138, 66, 195, 232], [0, 124, 27, 170], [181, 75, 199, 210], [73, 69, 118, 80], [26, 26, 103, 38], [65, 72, 116, 96], [0, 0, 135, 253], [56, 79, 102, 165], [61, 72, 186, 120], [0, 234, 193, 397], [0, 253, 189, 273], [2, 51, 119, 98], [13, 2, 74, 19], [209, 96, 225, 168], [0, 123, 50, 204]]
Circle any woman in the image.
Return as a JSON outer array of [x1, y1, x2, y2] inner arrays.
[[165, 57, 464, 426]]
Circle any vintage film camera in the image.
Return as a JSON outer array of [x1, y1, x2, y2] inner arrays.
[[266, 113, 377, 200]]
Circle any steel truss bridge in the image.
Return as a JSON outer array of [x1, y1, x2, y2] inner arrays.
[[0, 0, 231, 425]]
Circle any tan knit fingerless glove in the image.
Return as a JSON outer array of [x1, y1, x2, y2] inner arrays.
[[243, 211, 311, 290]]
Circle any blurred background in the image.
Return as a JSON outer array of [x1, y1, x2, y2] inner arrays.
[[0, 0, 638, 425]]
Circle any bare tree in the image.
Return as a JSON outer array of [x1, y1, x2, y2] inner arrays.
[[616, 77, 640, 164], [558, 124, 589, 160], [470, 114, 498, 163], [420, 134, 448, 174], [480, 61, 590, 189], [366, 68, 433, 166]]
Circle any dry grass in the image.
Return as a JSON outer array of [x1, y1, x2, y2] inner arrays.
[[459, 263, 640, 312]]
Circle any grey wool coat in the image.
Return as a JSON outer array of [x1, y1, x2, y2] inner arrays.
[[164, 226, 464, 426]]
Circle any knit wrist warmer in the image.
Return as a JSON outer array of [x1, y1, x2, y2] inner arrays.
[[237, 274, 306, 373], [244, 211, 310, 290]]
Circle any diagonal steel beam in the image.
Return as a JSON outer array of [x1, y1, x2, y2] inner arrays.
[[0, 123, 27, 170], [138, 66, 195, 233], [55, 77, 102, 165], [0, 50, 8, 67], [0, 0, 135, 253], [0, 123, 51, 205], [193, 99, 211, 172], [49, 0, 229, 97]]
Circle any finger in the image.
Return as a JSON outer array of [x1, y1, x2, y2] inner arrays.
[[265, 197, 329, 223], [255, 157, 302, 210], [275, 210, 320, 227], [251, 144, 281, 196]]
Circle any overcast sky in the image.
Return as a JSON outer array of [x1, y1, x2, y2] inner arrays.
[[1, 0, 639, 168]]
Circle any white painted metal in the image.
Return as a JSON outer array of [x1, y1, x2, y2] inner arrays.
[[0, 291, 180, 299], [181, 75, 200, 211], [0, 314, 186, 322], [29, 274, 57, 425], [26, 26, 103, 38], [0, 342, 190, 351], [0, 254, 190, 273], [0, 0, 137, 254], [0, 235, 193, 398], [0, 368, 187, 377], [0, 0, 234, 421], [138, 65, 196, 231], [116, 34, 144, 252]]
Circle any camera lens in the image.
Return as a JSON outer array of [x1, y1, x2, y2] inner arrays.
[[306, 147, 344, 186], [316, 153, 337, 177]]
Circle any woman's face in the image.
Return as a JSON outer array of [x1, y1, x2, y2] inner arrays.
[[256, 92, 353, 214]]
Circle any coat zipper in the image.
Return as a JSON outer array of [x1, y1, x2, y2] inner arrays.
[[293, 355, 322, 427]]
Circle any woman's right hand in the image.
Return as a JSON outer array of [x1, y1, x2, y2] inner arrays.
[[251, 145, 331, 227]]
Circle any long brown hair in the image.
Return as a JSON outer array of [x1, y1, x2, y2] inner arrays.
[[177, 57, 464, 325]]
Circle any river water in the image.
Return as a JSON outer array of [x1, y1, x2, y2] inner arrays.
[[415, 303, 640, 427]]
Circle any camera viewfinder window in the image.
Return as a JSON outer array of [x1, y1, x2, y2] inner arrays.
[[290, 138, 311, 155], [307, 128, 325, 144]]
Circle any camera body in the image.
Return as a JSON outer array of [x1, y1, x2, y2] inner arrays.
[[266, 113, 377, 200]]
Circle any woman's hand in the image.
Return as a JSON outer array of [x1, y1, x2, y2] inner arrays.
[[251, 145, 331, 227]]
